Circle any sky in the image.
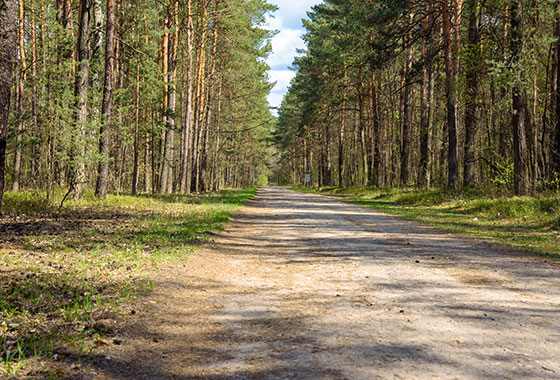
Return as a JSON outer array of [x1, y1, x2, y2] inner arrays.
[[265, 0, 323, 115]]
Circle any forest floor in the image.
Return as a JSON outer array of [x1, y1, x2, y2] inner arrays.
[[65, 186, 559, 379], [0, 188, 256, 379]]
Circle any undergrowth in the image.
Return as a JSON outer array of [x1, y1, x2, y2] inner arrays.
[[0, 187, 256, 378], [291, 185, 560, 259]]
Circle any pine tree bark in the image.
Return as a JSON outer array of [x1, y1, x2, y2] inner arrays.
[[180, 0, 194, 193], [338, 93, 346, 188], [212, 80, 223, 191], [498, 8, 509, 160], [159, 4, 170, 194], [193, 3, 207, 193], [359, 89, 368, 186], [442, 0, 459, 189], [160, 0, 178, 194], [400, 15, 413, 186], [201, 0, 220, 191], [90, 0, 103, 98], [132, 3, 141, 196], [353, 71, 368, 187], [168, 0, 179, 193], [0, 0, 17, 216], [72, 0, 92, 201], [144, 132, 151, 192], [419, 2, 434, 188], [553, 0, 560, 174], [453, 0, 464, 82], [371, 73, 385, 187], [325, 119, 332, 186], [95, 0, 115, 199], [463, 0, 480, 186], [113, 28, 124, 192], [13, 0, 26, 192], [30, 0, 39, 182], [511, 0, 530, 194]]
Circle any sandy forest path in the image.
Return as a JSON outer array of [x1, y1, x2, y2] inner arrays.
[[95, 186, 560, 380]]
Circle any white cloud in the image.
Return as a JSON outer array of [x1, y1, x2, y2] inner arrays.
[[264, 0, 323, 115], [269, 70, 295, 92], [267, 28, 305, 69], [267, 70, 295, 112], [267, 92, 285, 111], [266, 13, 283, 31], [269, 0, 323, 29]]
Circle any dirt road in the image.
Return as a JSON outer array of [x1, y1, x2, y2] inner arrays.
[[95, 186, 560, 380]]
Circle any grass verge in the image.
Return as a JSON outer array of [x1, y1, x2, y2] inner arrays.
[[0, 187, 256, 378], [290, 185, 560, 259]]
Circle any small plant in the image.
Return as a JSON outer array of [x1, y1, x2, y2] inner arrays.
[[551, 215, 560, 230], [546, 172, 560, 191], [490, 162, 514, 190]]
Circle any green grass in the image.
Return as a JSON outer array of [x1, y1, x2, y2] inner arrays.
[[0, 187, 256, 377], [290, 185, 560, 259]]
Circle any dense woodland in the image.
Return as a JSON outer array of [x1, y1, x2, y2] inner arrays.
[[274, 0, 560, 195], [3, 0, 560, 219], [0, 0, 275, 215]]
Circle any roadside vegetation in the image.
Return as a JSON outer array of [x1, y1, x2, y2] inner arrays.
[[0, 187, 256, 378], [291, 185, 560, 259]]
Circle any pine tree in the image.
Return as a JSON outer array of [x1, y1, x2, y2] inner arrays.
[[0, 0, 18, 216]]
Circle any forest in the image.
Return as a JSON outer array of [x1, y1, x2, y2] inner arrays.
[[2, 0, 560, 378], [274, 0, 560, 195], [0, 0, 275, 215]]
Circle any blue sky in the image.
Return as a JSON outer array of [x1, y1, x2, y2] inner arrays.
[[265, 0, 323, 114]]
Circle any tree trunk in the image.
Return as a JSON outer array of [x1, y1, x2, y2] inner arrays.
[[511, 0, 530, 194], [400, 15, 413, 186], [0, 0, 17, 216], [161, 0, 178, 194], [338, 104, 345, 188], [325, 120, 332, 186], [30, 0, 39, 183], [419, 2, 434, 188], [159, 2, 171, 194], [180, 0, 194, 193], [453, 0, 464, 81], [212, 79, 223, 191], [169, 0, 179, 193], [442, 0, 459, 189], [144, 132, 151, 192], [90, 0, 103, 110], [463, 0, 480, 186], [371, 73, 385, 187], [201, 0, 220, 191], [338, 70, 347, 188], [132, 2, 141, 195], [151, 111, 156, 194], [13, 0, 26, 192], [553, 0, 560, 174], [72, 0, 93, 201], [95, 0, 115, 199], [359, 94, 368, 186], [193, 3, 207, 193], [498, 8, 509, 162]]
